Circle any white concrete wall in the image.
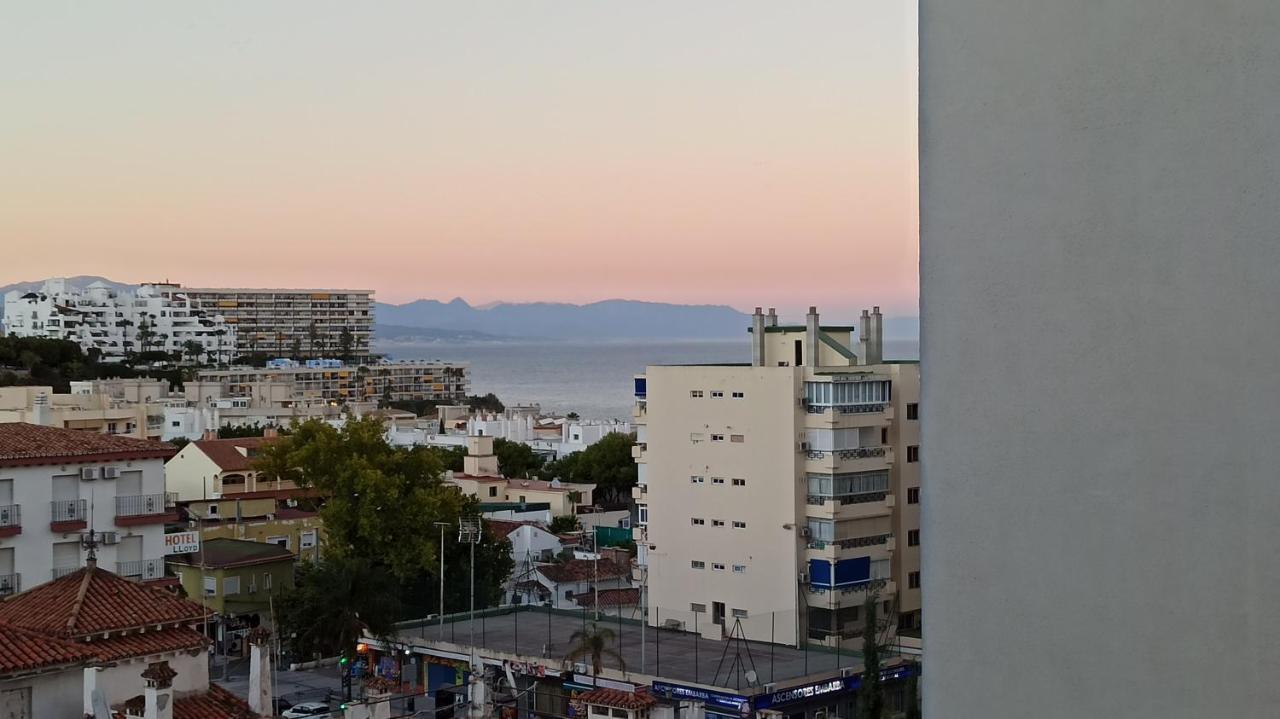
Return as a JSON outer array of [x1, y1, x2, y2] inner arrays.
[[921, 2, 1280, 716], [0, 665, 83, 719]]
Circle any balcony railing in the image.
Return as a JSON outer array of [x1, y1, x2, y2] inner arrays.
[[51, 499, 88, 523], [0, 573, 18, 596], [117, 558, 165, 581], [115, 493, 177, 517], [806, 447, 888, 460], [0, 504, 19, 528], [52, 566, 80, 580]]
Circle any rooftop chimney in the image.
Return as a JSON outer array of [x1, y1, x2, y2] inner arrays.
[[859, 307, 883, 365], [32, 392, 51, 426], [766, 308, 778, 327], [805, 306, 820, 368], [751, 307, 765, 367], [247, 628, 273, 717], [140, 661, 176, 719]]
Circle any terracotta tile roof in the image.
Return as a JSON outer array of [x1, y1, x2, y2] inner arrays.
[[577, 687, 657, 710], [573, 588, 641, 608], [486, 519, 536, 537], [172, 684, 257, 719], [0, 620, 96, 676], [537, 559, 630, 584], [90, 626, 209, 662], [188, 437, 270, 472], [218, 486, 318, 501], [0, 423, 176, 468], [167, 538, 295, 569], [0, 563, 209, 638]]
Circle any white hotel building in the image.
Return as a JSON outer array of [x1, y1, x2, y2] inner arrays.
[[0, 423, 178, 595], [633, 307, 921, 648]]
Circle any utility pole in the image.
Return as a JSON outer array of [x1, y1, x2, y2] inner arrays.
[[458, 518, 481, 656], [434, 521, 450, 640]]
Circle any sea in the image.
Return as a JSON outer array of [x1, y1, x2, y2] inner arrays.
[[376, 338, 920, 421]]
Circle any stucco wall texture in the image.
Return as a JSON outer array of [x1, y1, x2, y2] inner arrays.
[[920, 2, 1280, 717]]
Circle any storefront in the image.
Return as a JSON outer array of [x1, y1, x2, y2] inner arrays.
[[650, 681, 751, 719], [751, 665, 915, 719]]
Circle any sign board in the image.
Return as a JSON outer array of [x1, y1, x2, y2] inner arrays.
[[650, 682, 750, 715], [163, 531, 201, 555]]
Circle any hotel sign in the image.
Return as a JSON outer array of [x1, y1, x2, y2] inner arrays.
[[163, 531, 201, 555]]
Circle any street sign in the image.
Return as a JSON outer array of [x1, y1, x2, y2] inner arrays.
[[163, 530, 201, 555]]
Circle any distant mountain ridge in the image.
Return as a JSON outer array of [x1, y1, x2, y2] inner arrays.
[[375, 298, 751, 340], [0, 276, 134, 295]]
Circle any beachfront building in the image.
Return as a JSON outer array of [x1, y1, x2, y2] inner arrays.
[[0, 423, 177, 595], [195, 358, 468, 406], [633, 307, 921, 648], [152, 284, 373, 359], [2, 279, 235, 362]]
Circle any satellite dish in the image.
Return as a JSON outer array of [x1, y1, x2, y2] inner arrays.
[[745, 670, 758, 684]]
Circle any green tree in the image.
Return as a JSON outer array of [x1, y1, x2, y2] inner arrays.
[[493, 438, 545, 478], [467, 393, 504, 413], [277, 556, 402, 660], [423, 444, 466, 473], [542, 432, 636, 504], [548, 515, 580, 534], [181, 340, 204, 365], [168, 437, 191, 451], [307, 321, 320, 358], [338, 326, 354, 362], [135, 318, 157, 355], [564, 624, 625, 681], [858, 591, 885, 719], [290, 337, 303, 360]]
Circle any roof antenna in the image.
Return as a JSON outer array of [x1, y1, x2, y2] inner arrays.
[[82, 490, 98, 567]]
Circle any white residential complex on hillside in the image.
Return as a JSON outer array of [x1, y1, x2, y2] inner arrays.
[[2, 279, 235, 362], [633, 306, 921, 648]]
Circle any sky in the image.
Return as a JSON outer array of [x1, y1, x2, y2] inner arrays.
[[0, 2, 918, 317]]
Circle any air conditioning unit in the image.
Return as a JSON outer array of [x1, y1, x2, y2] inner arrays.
[[99, 532, 119, 545], [80, 467, 99, 481], [800, 527, 811, 537], [102, 467, 120, 479], [840, 667, 855, 678]]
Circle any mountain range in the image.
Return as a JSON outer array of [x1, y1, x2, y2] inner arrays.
[[0, 276, 133, 295]]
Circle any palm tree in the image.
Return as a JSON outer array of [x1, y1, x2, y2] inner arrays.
[[564, 624, 625, 683]]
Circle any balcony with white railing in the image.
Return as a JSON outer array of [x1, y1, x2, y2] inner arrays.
[[114, 493, 179, 526], [50, 499, 88, 530], [0, 573, 19, 596], [0, 504, 20, 537], [52, 566, 80, 580], [117, 558, 165, 581]]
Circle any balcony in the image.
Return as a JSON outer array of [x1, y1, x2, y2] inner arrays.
[[0, 573, 18, 596], [117, 558, 165, 581], [0, 504, 20, 537], [805, 493, 894, 521], [114, 493, 179, 527], [804, 402, 894, 428], [806, 534, 895, 564], [52, 566, 80, 580], [805, 446, 894, 472], [50, 499, 88, 532]]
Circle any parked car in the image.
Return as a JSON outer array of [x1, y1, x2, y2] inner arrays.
[[281, 702, 333, 718]]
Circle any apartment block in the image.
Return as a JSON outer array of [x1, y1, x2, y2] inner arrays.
[[0, 423, 178, 595], [2, 279, 235, 362], [195, 358, 468, 405], [154, 285, 373, 358], [633, 306, 919, 648]]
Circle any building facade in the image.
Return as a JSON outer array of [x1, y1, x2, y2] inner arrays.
[[165, 435, 297, 501], [195, 358, 468, 405], [634, 307, 919, 648], [0, 386, 168, 441], [153, 285, 373, 359], [2, 279, 235, 362], [921, 1, 1280, 716], [0, 424, 177, 595]]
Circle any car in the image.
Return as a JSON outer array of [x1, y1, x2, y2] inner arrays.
[[281, 702, 333, 718]]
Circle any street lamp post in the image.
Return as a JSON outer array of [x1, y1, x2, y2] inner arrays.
[[434, 521, 450, 640], [458, 518, 482, 656]]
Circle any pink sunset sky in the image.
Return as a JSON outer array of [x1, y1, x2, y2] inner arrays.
[[0, 2, 918, 317]]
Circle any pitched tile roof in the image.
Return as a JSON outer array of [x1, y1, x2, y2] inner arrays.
[[166, 538, 295, 569], [188, 437, 270, 472], [577, 687, 657, 710], [90, 626, 209, 662], [573, 588, 641, 608], [0, 423, 176, 468], [537, 559, 630, 584], [172, 683, 257, 719], [487, 519, 539, 538], [0, 620, 96, 676], [0, 563, 209, 638]]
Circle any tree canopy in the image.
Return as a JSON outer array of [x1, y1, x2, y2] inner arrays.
[[493, 437, 545, 478], [277, 556, 402, 660], [539, 432, 637, 504]]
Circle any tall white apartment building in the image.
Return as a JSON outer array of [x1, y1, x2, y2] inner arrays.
[[0, 423, 178, 595], [633, 306, 920, 647], [2, 279, 235, 362], [153, 285, 374, 358]]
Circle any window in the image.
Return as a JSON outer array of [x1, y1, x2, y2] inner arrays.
[[171, 420, 181, 427], [301, 531, 317, 549], [908, 487, 920, 504], [711, 477, 725, 485], [732, 392, 744, 399], [691, 518, 705, 526], [265, 573, 273, 591], [732, 478, 746, 486], [733, 564, 746, 574], [907, 445, 920, 462], [691, 561, 705, 570], [566, 589, 574, 599], [590, 707, 609, 718], [909, 572, 921, 589], [224, 576, 240, 595], [730, 434, 744, 443], [248, 576, 257, 594], [710, 390, 724, 398], [732, 521, 746, 529], [488, 486, 498, 497], [268, 536, 288, 548], [712, 563, 725, 571], [691, 603, 707, 613], [908, 529, 920, 546], [711, 520, 725, 527], [731, 608, 748, 619], [638, 504, 648, 526], [710, 434, 725, 442], [881, 428, 888, 444], [203, 576, 216, 596], [907, 402, 919, 420], [806, 518, 835, 542], [612, 709, 628, 719], [206, 504, 219, 517], [690, 475, 704, 484], [690, 390, 704, 398]]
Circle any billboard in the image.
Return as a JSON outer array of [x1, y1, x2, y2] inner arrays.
[[163, 530, 201, 555]]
